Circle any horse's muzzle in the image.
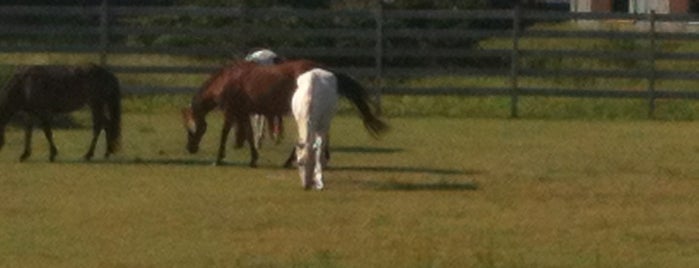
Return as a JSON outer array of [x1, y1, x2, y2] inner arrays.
[[187, 144, 199, 154]]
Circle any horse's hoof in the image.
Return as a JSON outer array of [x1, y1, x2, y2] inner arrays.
[[49, 149, 58, 162], [249, 162, 258, 168], [84, 153, 94, 161], [19, 153, 30, 162]]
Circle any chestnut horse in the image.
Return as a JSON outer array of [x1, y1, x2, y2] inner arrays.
[[181, 49, 281, 163], [182, 59, 318, 167], [183, 59, 388, 168], [0, 64, 121, 162]]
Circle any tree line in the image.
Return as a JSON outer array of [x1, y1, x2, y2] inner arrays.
[[1, 0, 491, 9]]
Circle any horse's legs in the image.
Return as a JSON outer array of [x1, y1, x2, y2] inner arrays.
[[296, 142, 315, 190], [84, 104, 105, 161], [312, 135, 325, 190], [233, 119, 245, 149], [38, 115, 58, 162], [241, 116, 258, 168], [273, 115, 284, 144], [19, 119, 33, 162], [283, 146, 296, 168], [215, 115, 234, 166], [265, 115, 275, 143], [323, 133, 330, 167], [252, 114, 265, 149]]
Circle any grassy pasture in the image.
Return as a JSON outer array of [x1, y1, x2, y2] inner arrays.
[[1, 107, 698, 267], [1, 25, 699, 266]]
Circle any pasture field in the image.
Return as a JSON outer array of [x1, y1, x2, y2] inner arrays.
[[1, 107, 698, 267]]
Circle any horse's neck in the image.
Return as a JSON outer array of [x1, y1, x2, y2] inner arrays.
[[191, 97, 216, 118]]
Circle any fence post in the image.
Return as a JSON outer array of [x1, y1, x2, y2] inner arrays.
[[647, 10, 657, 119], [99, 0, 110, 67], [509, 3, 522, 118], [374, 1, 385, 114]]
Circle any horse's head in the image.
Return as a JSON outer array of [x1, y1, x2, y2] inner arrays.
[[181, 107, 207, 153]]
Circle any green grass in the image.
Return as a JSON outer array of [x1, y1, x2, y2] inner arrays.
[[1, 108, 698, 267]]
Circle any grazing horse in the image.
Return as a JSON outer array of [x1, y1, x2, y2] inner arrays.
[[181, 49, 282, 164], [291, 69, 338, 190], [183, 58, 388, 168], [0, 64, 121, 162], [182, 59, 317, 166]]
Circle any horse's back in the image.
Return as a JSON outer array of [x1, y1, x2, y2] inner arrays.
[[279, 59, 322, 77], [239, 63, 297, 114], [16, 64, 118, 112]]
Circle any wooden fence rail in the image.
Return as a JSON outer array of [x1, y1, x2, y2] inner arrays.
[[1, 3, 699, 118]]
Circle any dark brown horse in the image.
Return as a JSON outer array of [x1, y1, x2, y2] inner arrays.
[[0, 64, 121, 162], [183, 59, 388, 167]]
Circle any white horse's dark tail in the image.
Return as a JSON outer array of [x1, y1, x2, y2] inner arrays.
[[334, 72, 389, 138]]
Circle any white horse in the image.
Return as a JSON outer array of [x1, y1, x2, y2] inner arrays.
[[244, 49, 281, 149], [244, 49, 279, 65], [291, 68, 338, 190]]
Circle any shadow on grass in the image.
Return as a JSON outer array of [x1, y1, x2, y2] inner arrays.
[[58, 157, 251, 167], [329, 165, 480, 176], [367, 180, 479, 191], [331, 165, 481, 191], [55, 158, 480, 177], [331, 146, 403, 154], [39, 158, 480, 191]]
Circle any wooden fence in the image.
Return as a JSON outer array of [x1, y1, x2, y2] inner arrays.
[[1, 3, 699, 117]]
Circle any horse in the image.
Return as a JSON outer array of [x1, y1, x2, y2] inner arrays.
[[0, 64, 121, 162], [291, 68, 338, 190], [183, 57, 388, 168], [213, 59, 320, 167], [226, 60, 388, 169], [181, 49, 283, 165], [245, 49, 282, 65]]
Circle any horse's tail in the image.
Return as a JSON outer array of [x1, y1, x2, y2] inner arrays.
[[333, 72, 388, 138], [104, 70, 122, 153]]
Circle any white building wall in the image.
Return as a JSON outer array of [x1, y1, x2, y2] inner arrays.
[[632, 0, 670, 14], [570, 0, 592, 12]]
